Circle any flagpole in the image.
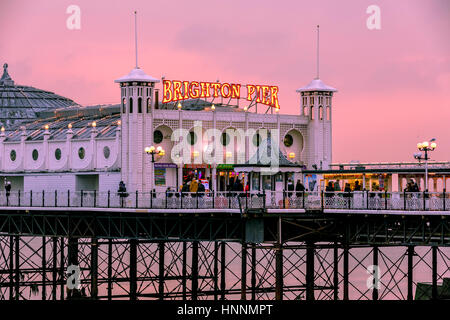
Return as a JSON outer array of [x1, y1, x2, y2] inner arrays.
[[135, 11, 138, 68]]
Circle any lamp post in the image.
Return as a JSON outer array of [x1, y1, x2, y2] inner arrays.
[[415, 139, 437, 192], [145, 146, 165, 194]]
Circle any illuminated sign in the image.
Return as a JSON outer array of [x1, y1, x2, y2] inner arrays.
[[162, 80, 280, 109]]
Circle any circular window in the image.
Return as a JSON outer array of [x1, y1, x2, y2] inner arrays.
[[221, 132, 230, 146], [10, 150, 16, 162], [32, 149, 39, 161], [188, 132, 197, 145], [55, 148, 62, 160], [153, 130, 163, 144], [284, 134, 293, 147], [78, 147, 85, 160], [103, 146, 110, 159], [253, 133, 261, 147]]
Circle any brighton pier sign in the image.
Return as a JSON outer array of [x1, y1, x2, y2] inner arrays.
[[162, 80, 281, 109]]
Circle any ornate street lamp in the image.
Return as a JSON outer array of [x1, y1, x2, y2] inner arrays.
[[145, 145, 165, 193], [414, 139, 436, 191]]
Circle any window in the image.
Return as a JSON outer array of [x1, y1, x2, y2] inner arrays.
[[10, 150, 16, 161], [319, 106, 323, 120], [129, 97, 133, 113], [284, 134, 293, 147], [103, 146, 110, 159], [253, 133, 261, 147], [122, 98, 126, 113], [303, 106, 308, 116], [138, 97, 142, 113], [55, 148, 62, 160], [310, 97, 314, 105], [32, 149, 39, 161], [310, 106, 314, 120], [221, 132, 230, 146], [147, 98, 151, 113], [188, 132, 197, 145], [327, 106, 331, 121], [78, 147, 85, 160], [154, 130, 163, 144]]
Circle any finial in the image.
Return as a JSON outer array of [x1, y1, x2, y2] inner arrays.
[[1, 62, 14, 85]]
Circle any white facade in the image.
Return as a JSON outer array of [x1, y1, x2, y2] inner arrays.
[[0, 66, 337, 194]]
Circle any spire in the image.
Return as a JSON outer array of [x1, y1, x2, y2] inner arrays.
[[0, 63, 14, 86], [134, 11, 139, 69], [316, 25, 320, 79]]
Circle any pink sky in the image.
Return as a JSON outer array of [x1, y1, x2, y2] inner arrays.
[[1, 0, 449, 163]]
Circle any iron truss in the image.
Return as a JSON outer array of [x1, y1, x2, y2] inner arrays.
[[0, 209, 448, 300]]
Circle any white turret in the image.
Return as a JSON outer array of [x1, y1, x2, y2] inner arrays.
[[297, 78, 336, 169]]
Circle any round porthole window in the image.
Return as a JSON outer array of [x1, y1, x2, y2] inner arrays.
[[32, 149, 39, 161], [188, 132, 197, 145], [78, 147, 85, 159], [252, 133, 261, 147], [221, 132, 230, 146], [55, 148, 62, 160], [103, 146, 110, 159], [284, 134, 293, 147], [10, 150, 16, 162], [153, 130, 163, 144]]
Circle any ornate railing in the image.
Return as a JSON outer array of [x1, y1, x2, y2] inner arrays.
[[0, 190, 449, 212]]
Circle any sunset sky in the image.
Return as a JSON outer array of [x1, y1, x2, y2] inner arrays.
[[1, 0, 449, 163]]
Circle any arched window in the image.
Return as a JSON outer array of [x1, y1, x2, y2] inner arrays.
[[310, 106, 314, 120], [326, 106, 331, 121], [129, 97, 133, 113], [122, 98, 126, 113], [303, 106, 308, 116], [138, 97, 142, 113], [147, 98, 151, 113], [319, 106, 323, 120]]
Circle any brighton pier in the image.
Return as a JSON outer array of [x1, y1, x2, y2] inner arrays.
[[0, 46, 448, 301]]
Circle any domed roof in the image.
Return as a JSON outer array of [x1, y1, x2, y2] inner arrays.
[[0, 63, 77, 128], [114, 67, 160, 83], [296, 78, 337, 92]]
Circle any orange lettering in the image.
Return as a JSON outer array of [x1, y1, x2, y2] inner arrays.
[[246, 85, 256, 101], [190, 81, 200, 98], [173, 81, 183, 101], [162, 80, 173, 103], [231, 84, 241, 99]]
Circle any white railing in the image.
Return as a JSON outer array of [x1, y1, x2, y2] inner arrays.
[[0, 190, 448, 212]]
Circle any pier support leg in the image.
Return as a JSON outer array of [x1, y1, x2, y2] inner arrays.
[[182, 242, 187, 300], [241, 242, 247, 300], [343, 245, 349, 300], [214, 241, 219, 301], [220, 241, 226, 300], [432, 246, 438, 300], [333, 242, 339, 300], [251, 244, 256, 301], [129, 239, 137, 301], [159, 241, 165, 300], [52, 237, 57, 300], [192, 241, 199, 300], [91, 238, 98, 300], [306, 242, 315, 301], [42, 236, 46, 300], [372, 246, 379, 301], [107, 239, 112, 300], [407, 246, 414, 300]]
